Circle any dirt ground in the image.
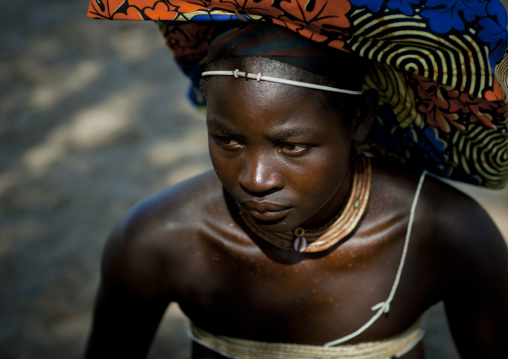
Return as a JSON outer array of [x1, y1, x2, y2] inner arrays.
[[0, 2, 507, 358]]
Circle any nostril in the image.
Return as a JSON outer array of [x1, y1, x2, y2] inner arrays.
[[239, 170, 284, 196], [239, 183, 282, 197]]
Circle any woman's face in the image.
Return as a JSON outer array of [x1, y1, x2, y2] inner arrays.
[[206, 74, 356, 233]]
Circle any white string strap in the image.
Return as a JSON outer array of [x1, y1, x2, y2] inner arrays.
[[325, 170, 428, 347], [201, 70, 363, 95]]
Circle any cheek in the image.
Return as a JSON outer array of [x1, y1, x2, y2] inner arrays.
[[292, 148, 350, 200], [208, 142, 239, 188], [297, 162, 343, 194]]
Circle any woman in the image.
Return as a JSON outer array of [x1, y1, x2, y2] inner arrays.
[[85, 1, 508, 358]]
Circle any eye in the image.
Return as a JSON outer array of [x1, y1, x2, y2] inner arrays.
[[280, 143, 311, 156], [211, 134, 242, 150]]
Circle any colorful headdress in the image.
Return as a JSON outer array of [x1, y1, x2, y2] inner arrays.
[[87, 0, 508, 188]]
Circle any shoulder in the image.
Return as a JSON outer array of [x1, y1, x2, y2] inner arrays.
[[418, 173, 508, 286], [370, 158, 507, 277], [371, 158, 502, 243], [119, 169, 223, 240], [99, 170, 225, 298], [417, 172, 506, 263]]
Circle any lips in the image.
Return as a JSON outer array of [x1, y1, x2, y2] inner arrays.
[[240, 200, 293, 222]]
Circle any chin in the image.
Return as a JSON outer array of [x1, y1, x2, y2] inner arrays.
[[251, 215, 305, 234], [253, 220, 292, 233]]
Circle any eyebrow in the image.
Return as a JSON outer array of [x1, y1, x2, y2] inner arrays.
[[206, 117, 318, 141], [206, 118, 243, 138], [267, 127, 318, 142]]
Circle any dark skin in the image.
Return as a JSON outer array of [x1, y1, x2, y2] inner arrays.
[[84, 61, 508, 359]]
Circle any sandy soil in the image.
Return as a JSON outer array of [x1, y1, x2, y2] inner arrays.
[[0, 2, 507, 358]]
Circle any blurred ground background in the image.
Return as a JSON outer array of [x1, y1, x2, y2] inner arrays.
[[0, 1, 507, 358]]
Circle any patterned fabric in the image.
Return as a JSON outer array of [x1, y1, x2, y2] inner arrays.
[[87, 0, 508, 188]]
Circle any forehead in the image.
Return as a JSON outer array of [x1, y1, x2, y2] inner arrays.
[[206, 75, 346, 136], [207, 73, 321, 108], [206, 58, 336, 108], [204, 55, 358, 117]]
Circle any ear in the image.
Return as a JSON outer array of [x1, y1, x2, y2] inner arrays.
[[352, 89, 378, 144]]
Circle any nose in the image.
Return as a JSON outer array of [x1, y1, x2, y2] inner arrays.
[[239, 152, 284, 196]]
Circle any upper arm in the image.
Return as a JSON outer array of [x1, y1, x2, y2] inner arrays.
[[434, 186, 508, 358], [84, 204, 174, 358], [84, 172, 220, 358]]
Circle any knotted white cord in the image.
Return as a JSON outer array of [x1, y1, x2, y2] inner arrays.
[[324, 170, 428, 346]]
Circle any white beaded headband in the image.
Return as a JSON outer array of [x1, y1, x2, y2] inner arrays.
[[201, 69, 363, 95]]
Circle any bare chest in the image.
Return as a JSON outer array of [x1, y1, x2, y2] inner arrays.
[[173, 214, 437, 345]]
